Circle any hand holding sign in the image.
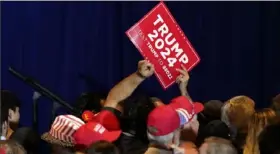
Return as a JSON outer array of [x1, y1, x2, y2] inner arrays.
[[137, 60, 155, 78], [176, 64, 190, 89], [126, 2, 200, 89]]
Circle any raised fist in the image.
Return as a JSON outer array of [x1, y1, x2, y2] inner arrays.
[[137, 60, 154, 78]]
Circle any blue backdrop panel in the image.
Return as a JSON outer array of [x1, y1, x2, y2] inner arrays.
[[2, 2, 280, 136]]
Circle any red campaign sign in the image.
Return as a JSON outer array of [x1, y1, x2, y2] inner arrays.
[[126, 2, 200, 89]]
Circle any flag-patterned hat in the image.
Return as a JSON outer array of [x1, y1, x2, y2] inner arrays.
[[41, 115, 85, 147]]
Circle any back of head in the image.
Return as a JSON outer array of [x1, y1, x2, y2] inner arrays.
[[258, 123, 280, 154], [243, 108, 277, 154], [196, 120, 231, 147], [199, 100, 223, 129], [0, 140, 26, 154], [74, 92, 107, 114], [147, 128, 181, 148], [121, 94, 155, 141], [222, 95, 255, 132], [1, 90, 21, 111], [203, 100, 223, 119], [10, 127, 40, 154], [201, 137, 237, 154], [86, 140, 119, 154]]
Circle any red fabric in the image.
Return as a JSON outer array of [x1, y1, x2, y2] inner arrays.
[[93, 110, 120, 131], [48, 115, 84, 143], [73, 121, 121, 148], [147, 106, 180, 136], [169, 96, 204, 115], [82, 110, 95, 122], [0, 148, 6, 154]]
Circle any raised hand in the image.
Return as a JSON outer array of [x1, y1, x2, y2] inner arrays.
[[137, 60, 154, 78], [1, 121, 7, 138], [176, 64, 189, 90]]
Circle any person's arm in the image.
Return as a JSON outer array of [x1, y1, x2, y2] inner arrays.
[[104, 60, 154, 109], [176, 65, 193, 102]]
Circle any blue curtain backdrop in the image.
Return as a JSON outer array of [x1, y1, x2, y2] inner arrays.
[[2, 1, 280, 136]]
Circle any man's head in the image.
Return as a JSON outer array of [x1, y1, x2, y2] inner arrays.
[[221, 95, 255, 135], [169, 96, 204, 142], [168, 96, 204, 130], [74, 92, 107, 114], [1, 91, 21, 128], [147, 106, 181, 147], [199, 100, 223, 126], [258, 123, 280, 154], [121, 95, 155, 142], [199, 137, 237, 154]]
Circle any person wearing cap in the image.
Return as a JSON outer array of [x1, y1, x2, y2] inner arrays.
[[41, 115, 85, 154], [81, 60, 154, 131], [73, 121, 121, 149], [146, 105, 182, 154], [144, 96, 204, 153], [174, 65, 203, 131], [173, 65, 204, 143]]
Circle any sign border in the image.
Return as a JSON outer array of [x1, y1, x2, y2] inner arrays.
[[126, 2, 200, 89]]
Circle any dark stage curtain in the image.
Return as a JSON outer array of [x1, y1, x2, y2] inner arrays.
[[2, 1, 280, 138]]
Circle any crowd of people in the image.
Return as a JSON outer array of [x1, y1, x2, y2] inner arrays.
[[1, 60, 280, 154]]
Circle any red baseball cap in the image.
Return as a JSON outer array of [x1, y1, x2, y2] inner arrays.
[[73, 121, 121, 148], [169, 96, 204, 125], [93, 110, 120, 131], [147, 106, 180, 136]]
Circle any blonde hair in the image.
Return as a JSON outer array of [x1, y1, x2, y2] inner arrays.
[[222, 95, 255, 132], [243, 108, 276, 154]]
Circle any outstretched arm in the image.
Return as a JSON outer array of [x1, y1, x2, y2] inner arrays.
[[104, 60, 154, 109], [176, 65, 193, 102]]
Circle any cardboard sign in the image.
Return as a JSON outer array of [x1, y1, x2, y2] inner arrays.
[[126, 2, 200, 89]]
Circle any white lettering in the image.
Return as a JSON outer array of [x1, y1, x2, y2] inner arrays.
[[158, 59, 163, 65], [163, 65, 173, 79], [165, 33, 176, 46], [153, 14, 164, 26], [148, 30, 158, 42], [167, 58, 177, 67], [160, 47, 171, 59], [155, 39, 164, 50], [171, 43, 183, 58], [158, 23, 169, 37], [147, 41, 159, 58], [178, 54, 188, 64], [146, 14, 190, 69]]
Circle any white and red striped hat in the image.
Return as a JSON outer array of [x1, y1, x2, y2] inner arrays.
[[41, 115, 85, 147]]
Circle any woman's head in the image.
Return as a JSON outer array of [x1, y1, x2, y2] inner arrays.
[[243, 108, 277, 154], [222, 95, 255, 134]]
